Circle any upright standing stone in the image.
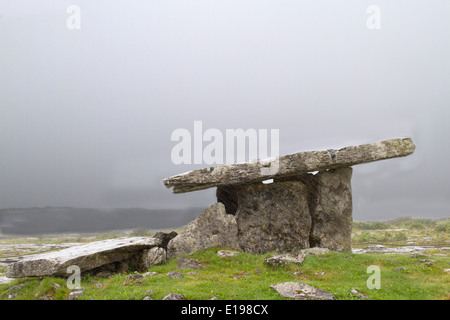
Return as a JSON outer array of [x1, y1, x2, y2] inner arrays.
[[307, 168, 353, 251], [220, 168, 353, 253], [234, 181, 312, 254], [167, 203, 239, 257]]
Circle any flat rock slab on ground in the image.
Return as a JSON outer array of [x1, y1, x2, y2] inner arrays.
[[164, 138, 415, 193], [7, 237, 161, 278], [270, 282, 336, 300], [177, 257, 204, 270], [352, 245, 437, 255], [0, 276, 14, 285], [217, 250, 240, 257], [265, 248, 330, 266], [265, 253, 306, 266]]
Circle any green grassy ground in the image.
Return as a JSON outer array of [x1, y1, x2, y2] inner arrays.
[[0, 218, 448, 300]]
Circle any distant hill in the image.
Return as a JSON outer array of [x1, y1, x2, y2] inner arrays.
[[0, 207, 203, 235]]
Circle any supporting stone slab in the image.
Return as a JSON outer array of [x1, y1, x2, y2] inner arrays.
[[217, 167, 353, 253], [234, 181, 312, 254], [167, 203, 239, 258], [306, 168, 353, 251]]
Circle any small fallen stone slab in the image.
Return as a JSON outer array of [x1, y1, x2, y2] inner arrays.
[[352, 245, 435, 255], [270, 282, 336, 300], [143, 271, 160, 277], [0, 276, 14, 285], [217, 250, 240, 257], [265, 253, 306, 266], [350, 288, 369, 300], [7, 237, 161, 278], [265, 247, 330, 266], [302, 248, 330, 255], [68, 289, 84, 300], [393, 267, 407, 272]]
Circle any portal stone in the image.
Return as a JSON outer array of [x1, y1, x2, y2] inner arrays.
[[307, 168, 353, 251], [234, 181, 312, 254], [167, 203, 239, 257]]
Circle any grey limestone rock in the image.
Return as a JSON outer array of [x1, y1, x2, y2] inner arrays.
[[265, 253, 306, 266], [127, 246, 166, 271], [234, 180, 311, 254], [162, 293, 185, 300], [7, 237, 161, 278], [166, 271, 184, 279], [167, 203, 239, 258], [164, 138, 415, 193], [270, 282, 336, 300], [307, 168, 353, 251], [221, 168, 352, 253]]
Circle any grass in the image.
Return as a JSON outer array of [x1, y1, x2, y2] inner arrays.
[[0, 218, 449, 300]]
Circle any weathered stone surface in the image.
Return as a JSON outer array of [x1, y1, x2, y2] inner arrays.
[[127, 246, 166, 271], [162, 293, 185, 300], [235, 181, 312, 254], [164, 138, 415, 193], [217, 168, 352, 253], [352, 245, 437, 255], [177, 257, 204, 270], [301, 247, 331, 256], [265, 247, 331, 266], [307, 167, 353, 251], [350, 288, 369, 299], [0, 276, 14, 285], [265, 253, 306, 266], [68, 289, 84, 300], [167, 203, 239, 258], [153, 231, 178, 250], [270, 282, 336, 300], [217, 250, 240, 257], [166, 271, 184, 279], [6, 237, 161, 278]]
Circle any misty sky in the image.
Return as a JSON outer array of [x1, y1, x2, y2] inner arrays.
[[1, 1, 449, 221]]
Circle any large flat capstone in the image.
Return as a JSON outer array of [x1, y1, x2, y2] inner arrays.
[[6, 237, 161, 278], [163, 138, 415, 193]]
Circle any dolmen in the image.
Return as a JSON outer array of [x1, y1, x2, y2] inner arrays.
[[6, 138, 415, 279], [164, 138, 415, 255]]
